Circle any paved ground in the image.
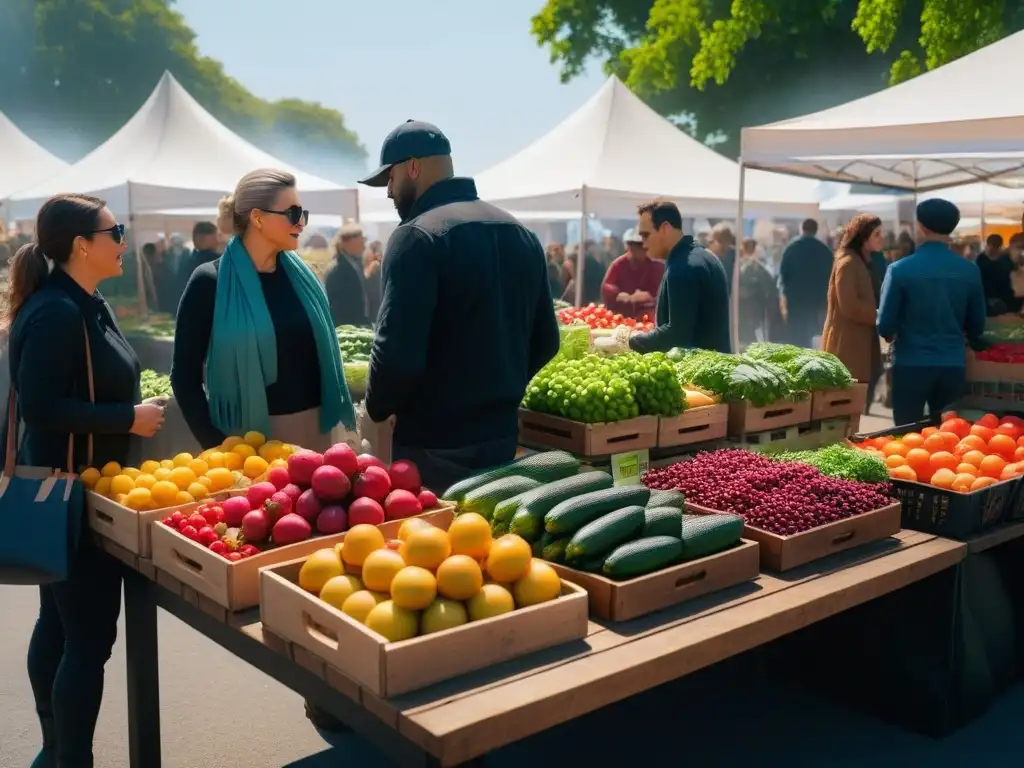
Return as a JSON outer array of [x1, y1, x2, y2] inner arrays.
[[4, 403, 1022, 766]]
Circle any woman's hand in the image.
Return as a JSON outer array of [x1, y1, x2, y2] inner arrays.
[[131, 403, 166, 437]]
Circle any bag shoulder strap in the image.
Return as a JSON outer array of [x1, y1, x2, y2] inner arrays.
[[4, 318, 96, 475]]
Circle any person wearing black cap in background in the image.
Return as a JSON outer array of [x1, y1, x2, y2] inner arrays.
[[359, 120, 560, 490], [877, 199, 986, 426]]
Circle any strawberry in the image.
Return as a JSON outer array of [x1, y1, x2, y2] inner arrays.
[[199, 504, 224, 526], [179, 525, 199, 541], [226, 552, 243, 562], [197, 526, 219, 547], [208, 540, 228, 556], [186, 513, 208, 530], [169, 511, 185, 527], [238, 544, 260, 558]]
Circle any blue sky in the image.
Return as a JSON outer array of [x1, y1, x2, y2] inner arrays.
[[175, 0, 607, 179]]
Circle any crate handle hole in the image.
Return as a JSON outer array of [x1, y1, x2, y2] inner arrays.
[[94, 510, 114, 525], [677, 424, 710, 436], [607, 432, 642, 445], [827, 398, 853, 407], [303, 614, 340, 651], [764, 407, 795, 419], [522, 422, 573, 440], [172, 549, 204, 573], [831, 531, 855, 546], [675, 570, 707, 588]]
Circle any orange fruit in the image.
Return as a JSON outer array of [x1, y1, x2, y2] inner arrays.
[[970, 476, 997, 491], [1017, 435, 1024, 449], [923, 433, 948, 453], [979, 454, 1006, 478], [978, 413, 999, 428], [940, 418, 971, 439], [400, 527, 452, 572], [921, 427, 939, 438], [930, 468, 956, 488], [1001, 466, 1019, 481], [988, 434, 1017, 458], [882, 440, 908, 458], [435, 555, 484, 601], [951, 473, 976, 492], [905, 448, 932, 476], [955, 463, 978, 476], [960, 450, 986, 469], [955, 436, 987, 455], [928, 451, 958, 473], [1015, 446, 1024, 462], [941, 410, 958, 421], [995, 423, 1020, 439], [942, 431, 960, 449], [970, 424, 995, 442], [900, 432, 925, 449], [889, 465, 918, 481], [885, 455, 907, 469]]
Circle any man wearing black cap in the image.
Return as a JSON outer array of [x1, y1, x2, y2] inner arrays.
[[360, 120, 560, 489], [877, 198, 986, 425]]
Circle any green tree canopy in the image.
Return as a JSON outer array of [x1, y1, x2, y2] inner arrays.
[[0, 0, 365, 178], [531, 0, 1024, 157]]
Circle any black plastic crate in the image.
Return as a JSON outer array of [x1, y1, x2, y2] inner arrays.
[[850, 411, 1018, 539]]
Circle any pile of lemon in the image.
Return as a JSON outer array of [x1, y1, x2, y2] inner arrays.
[[80, 431, 296, 510], [297, 513, 564, 642]]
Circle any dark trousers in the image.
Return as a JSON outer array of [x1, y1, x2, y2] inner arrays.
[[891, 365, 965, 427], [27, 537, 123, 768], [393, 435, 519, 494]]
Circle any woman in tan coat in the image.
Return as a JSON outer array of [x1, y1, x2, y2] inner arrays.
[[822, 214, 884, 383]]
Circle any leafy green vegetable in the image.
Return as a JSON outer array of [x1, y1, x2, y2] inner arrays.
[[558, 324, 591, 361], [674, 351, 795, 407], [768, 443, 889, 483], [745, 343, 853, 391], [344, 362, 368, 398], [337, 325, 374, 362], [140, 369, 172, 400]]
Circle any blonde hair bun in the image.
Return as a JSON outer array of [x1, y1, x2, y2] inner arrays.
[[217, 195, 236, 235]]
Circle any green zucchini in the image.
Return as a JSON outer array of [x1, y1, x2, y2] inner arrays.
[[573, 553, 608, 573], [510, 471, 613, 538], [531, 539, 544, 557], [565, 506, 646, 561], [544, 486, 651, 535], [603, 536, 684, 580], [647, 489, 686, 510], [460, 476, 542, 519], [643, 507, 684, 538], [680, 513, 744, 560], [443, 451, 580, 502], [490, 519, 509, 537], [540, 533, 570, 563], [493, 491, 533, 524]]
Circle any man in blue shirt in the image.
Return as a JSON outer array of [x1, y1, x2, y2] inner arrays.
[[877, 199, 986, 426]]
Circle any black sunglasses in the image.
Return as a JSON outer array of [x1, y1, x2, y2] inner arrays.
[[261, 205, 309, 227], [91, 223, 125, 245]]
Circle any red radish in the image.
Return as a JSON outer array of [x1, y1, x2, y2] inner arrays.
[[197, 526, 219, 547], [311, 465, 350, 502], [169, 511, 185, 527], [246, 481, 278, 510], [279, 483, 303, 506], [323, 443, 359, 477], [180, 525, 199, 541], [272, 513, 312, 546], [226, 551, 243, 562], [287, 450, 324, 487], [267, 466, 291, 490], [347, 497, 385, 526], [295, 488, 322, 522], [187, 513, 208, 530], [417, 489, 438, 509], [353, 466, 391, 502], [241, 509, 271, 543], [238, 544, 260, 557], [384, 489, 422, 520], [221, 496, 251, 527], [316, 505, 348, 534], [356, 454, 386, 473], [209, 540, 228, 556], [264, 491, 293, 522], [388, 460, 421, 493]]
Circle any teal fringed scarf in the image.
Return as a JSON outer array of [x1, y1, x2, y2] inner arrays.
[[205, 236, 356, 438]]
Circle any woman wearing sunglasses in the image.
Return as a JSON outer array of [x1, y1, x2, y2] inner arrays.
[[172, 167, 357, 457], [4, 194, 165, 767]]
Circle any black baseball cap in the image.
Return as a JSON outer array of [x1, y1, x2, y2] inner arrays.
[[358, 120, 452, 187]]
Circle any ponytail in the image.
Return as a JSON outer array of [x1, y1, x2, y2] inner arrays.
[[2, 243, 49, 330]]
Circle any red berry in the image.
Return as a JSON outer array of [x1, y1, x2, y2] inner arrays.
[[208, 540, 228, 555], [179, 525, 199, 541], [226, 552, 243, 562]]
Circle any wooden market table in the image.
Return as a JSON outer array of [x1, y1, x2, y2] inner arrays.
[[102, 528, 966, 767]]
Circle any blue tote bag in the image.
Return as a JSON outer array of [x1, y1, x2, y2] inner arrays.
[[0, 324, 93, 584]]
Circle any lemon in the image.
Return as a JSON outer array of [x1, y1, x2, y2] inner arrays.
[[80, 467, 101, 488], [197, 475, 213, 489], [319, 574, 363, 610], [205, 467, 234, 491], [150, 480, 179, 508], [467, 583, 515, 621], [220, 436, 244, 450], [399, 527, 451, 571], [389, 566, 437, 611], [206, 451, 225, 468], [421, 599, 468, 635], [175, 491, 195, 505], [361, 549, 406, 593], [511, 560, 561, 607], [365, 600, 419, 642], [341, 524, 386, 568], [243, 430, 266, 448], [447, 513, 492, 559], [153, 467, 173, 481], [186, 482, 209, 500], [140, 460, 161, 475], [100, 461, 122, 478], [121, 467, 141, 480], [398, 517, 431, 542], [436, 555, 483, 601], [341, 590, 386, 623], [269, 457, 288, 469], [222, 452, 243, 471], [187, 459, 209, 477], [160, 459, 175, 470], [198, 449, 212, 462], [93, 477, 113, 497], [232, 444, 256, 459], [299, 549, 344, 594], [485, 535, 532, 583], [114, 493, 128, 505], [134, 473, 157, 489], [110, 474, 136, 497], [172, 453, 194, 468], [169, 466, 197, 490], [124, 487, 153, 511], [243, 455, 269, 479], [258, 440, 284, 461]]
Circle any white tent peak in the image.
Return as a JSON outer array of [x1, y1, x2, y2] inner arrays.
[[11, 70, 355, 218], [475, 75, 819, 218], [0, 110, 68, 201]]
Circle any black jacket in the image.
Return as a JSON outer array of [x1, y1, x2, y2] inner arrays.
[[366, 177, 560, 449], [324, 253, 369, 327]]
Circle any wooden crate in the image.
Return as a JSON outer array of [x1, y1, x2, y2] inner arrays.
[[518, 409, 658, 457], [810, 384, 868, 421], [151, 506, 455, 611], [260, 558, 589, 697], [547, 539, 759, 621], [686, 501, 902, 572], [657, 404, 729, 449], [966, 350, 1024, 384], [87, 489, 241, 558], [727, 398, 812, 437], [737, 418, 851, 452]]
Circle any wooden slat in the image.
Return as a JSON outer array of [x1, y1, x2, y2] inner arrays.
[[964, 521, 1024, 554], [402, 537, 965, 766]]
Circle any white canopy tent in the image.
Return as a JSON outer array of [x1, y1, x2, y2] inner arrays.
[[9, 71, 357, 220], [821, 182, 1024, 221], [740, 30, 1024, 191], [0, 111, 67, 224]]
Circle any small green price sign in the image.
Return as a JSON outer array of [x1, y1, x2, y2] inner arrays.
[[611, 449, 650, 486]]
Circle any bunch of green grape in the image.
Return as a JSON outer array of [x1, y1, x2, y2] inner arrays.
[[523, 354, 639, 423], [140, 369, 172, 400], [610, 352, 685, 417]]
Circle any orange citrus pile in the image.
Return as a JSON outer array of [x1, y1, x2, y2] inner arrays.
[[858, 411, 1024, 493]]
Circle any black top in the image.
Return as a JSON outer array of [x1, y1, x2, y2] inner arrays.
[[976, 251, 1015, 309], [778, 235, 834, 315], [171, 259, 323, 449], [366, 177, 560, 449], [5, 268, 140, 471], [629, 236, 732, 354], [324, 254, 369, 327]]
